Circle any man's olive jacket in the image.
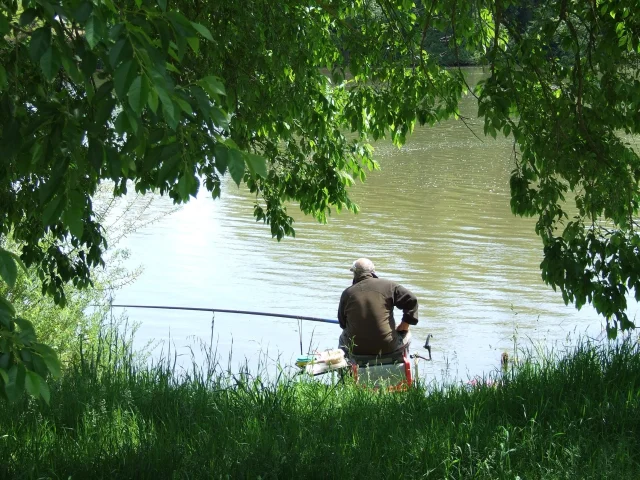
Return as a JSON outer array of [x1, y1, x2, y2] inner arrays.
[[338, 272, 419, 355]]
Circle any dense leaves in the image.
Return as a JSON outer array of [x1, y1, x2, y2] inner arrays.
[[0, 0, 252, 303], [477, 0, 640, 335], [0, 246, 61, 403], [176, 0, 467, 238], [176, 0, 640, 334]]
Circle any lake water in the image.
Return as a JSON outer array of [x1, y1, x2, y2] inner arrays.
[[112, 69, 633, 382]]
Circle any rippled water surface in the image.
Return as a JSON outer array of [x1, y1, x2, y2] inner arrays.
[[114, 69, 634, 381]]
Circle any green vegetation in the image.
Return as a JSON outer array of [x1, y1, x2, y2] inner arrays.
[[2, 335, 640, 479], [1, 237, 105, 363]]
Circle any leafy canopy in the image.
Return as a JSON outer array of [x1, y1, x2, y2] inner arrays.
[[175, 0, 640, 335], [1, 0, 640, 400]]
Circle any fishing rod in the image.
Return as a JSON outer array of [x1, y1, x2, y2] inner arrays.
[[109, 303, 432, 360], [109, 304, 339, 325]]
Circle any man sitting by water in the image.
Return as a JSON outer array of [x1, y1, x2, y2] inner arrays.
[[338, 258, 419, 358]]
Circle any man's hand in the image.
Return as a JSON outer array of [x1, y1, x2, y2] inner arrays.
[[396, 321, 410, 332]]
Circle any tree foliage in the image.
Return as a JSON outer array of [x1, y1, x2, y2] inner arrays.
[[1, 0, 640, 399], [0, 0, 246, 302], [176, 0, 640, 334], [481, 0, 640, 335], [0, 246, 60, 403]]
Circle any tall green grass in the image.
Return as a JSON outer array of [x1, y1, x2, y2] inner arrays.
[[2, 333, 640, 479]]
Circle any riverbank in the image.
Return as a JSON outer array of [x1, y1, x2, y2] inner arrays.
[[2, 338, 640, 479]]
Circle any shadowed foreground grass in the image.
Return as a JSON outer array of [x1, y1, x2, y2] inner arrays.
[[2, 337, 640, 479]]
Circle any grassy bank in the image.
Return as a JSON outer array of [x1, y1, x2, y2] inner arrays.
[[2, 337, 640, 479]]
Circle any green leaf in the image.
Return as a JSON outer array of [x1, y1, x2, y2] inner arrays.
[[0, 368, 8, 385], [160, 91, 178, 129], [200, 76, 226, 97], [0, 309, 11, 328], [125, 109, 140, 135], [157, 0, 167, 11], [186, 36, 200, 54], [61, 54, 83, 83], [177, 173, 196, 200], [108, 23, 124, 43], [15, 318, 36, 343], [39, 1, 56, 18], [85, 15, 104, 49], [148, 88, 159, 113], [39, 379, 51, 404], [19, 9, 37, 26], [0, 294, 16, 317], [114, 60, 137, 99], [190, 86, 211, 119], [20, 348, 33, 365], [155, 85, 172, 109], [114, 110, 130, 135], [32, 354, 48, 377], [175, 97, 193, 116], [88, 138, 105, 172], [73, 2, 93, 23], [160, 143, 182, 161], [244, 153, 268, 179], [128, 75, 149, 114], [109, 37, 133, 68], [32, 344, 62, 379], [25, 371, 42, 398], [166, 62, 180, 74], [157, 151, 182, 183], [190, 22, 214, 41], [156, 19, 172, 53], [0, 249, 18, 288], [167, 11, 194, 32], [29, 27, 52, 63], [106, 148, 122, 180], [228, 148, 245, 186], [5, 365, 25, 402], [40, 47, 56, 81], [42, 194, 64, 226], [8, 252, 26, 274], [210, 107, 229, 129], [63, 191, 85, 239], [80, 48, 99, 79], [214, 144, 229, 176], [14, 317, 34, 331]]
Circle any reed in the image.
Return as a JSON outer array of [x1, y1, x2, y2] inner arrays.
[[2, 332, 640, 479]]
